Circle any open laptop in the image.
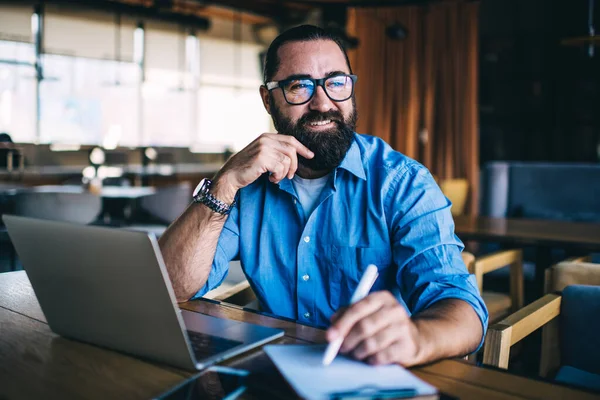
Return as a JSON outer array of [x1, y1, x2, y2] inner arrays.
[[3, 214, 284, 371]]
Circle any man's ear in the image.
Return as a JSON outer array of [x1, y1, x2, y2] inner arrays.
[[259, 85, 271, 115]]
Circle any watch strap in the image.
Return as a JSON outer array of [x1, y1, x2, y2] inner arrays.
[[193, 179, 235, 215]]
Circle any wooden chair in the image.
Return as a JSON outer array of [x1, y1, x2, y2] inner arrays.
[[439, 178, 469, 217], [463, 249, 524, 323], [483, 257, 600, 392], [203, 261, 259, 308], [545, 255, 600, 294], [206, 280, 255, 304], [541, 255, 600, 378]]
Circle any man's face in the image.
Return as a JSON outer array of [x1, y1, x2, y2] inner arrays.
[[261, 40, 357, 171]]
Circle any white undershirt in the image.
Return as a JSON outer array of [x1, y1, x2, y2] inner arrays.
[[291, 173, 331, 220]]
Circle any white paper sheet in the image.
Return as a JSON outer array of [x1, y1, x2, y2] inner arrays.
[[264, 344, 438, 400]]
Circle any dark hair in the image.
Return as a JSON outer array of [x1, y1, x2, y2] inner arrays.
[[263, 24, 353, 84]]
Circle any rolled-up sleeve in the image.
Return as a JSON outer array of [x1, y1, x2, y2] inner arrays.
[[192, 204, 240, 299], [386, 164, 488, 349]]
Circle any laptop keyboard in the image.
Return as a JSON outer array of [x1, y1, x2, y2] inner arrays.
[[186, 330, 243, 360]]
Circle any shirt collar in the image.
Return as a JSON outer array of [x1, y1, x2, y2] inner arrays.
[[337, 137, 366, 181], [278, 135, 366, 194]]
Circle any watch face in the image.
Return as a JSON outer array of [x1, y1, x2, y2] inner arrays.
[[193, 178, 208, 197]]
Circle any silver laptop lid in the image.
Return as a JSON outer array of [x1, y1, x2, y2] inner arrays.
[[3, 215, 197, 370]]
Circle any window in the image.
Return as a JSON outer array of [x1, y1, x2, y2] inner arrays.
[[0, 4, 272, 151], [0, 40, 36, 143], [143, 23, 194, 147], [142, 77, 194, 147], [44, 9, 136, 61], [143, 26, 270, 151], [195, 86, 270, 152], [193, 38, 269, 152], [40, 55, 139, 146], [40, 9, 140, 146]]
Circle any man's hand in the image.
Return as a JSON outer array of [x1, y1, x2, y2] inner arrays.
[[326, 291, 424, 367], [212, 133, 314, 202]]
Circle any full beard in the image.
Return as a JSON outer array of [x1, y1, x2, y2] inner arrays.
[[270, 97, 358, 172]]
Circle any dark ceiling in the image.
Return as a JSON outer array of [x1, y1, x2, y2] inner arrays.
[[214, 0, 431, 21], [29, 0, 431, 25], [0, 0, 431, 29], [134, 0, 433, 26]]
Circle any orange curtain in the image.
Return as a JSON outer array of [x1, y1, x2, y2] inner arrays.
[[347, 1, 480, 215]]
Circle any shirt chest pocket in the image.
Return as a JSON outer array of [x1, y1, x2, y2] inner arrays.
[[325, 245, 393, 310]]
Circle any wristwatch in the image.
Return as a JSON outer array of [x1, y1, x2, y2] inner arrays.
[[192, 178, 236, 215]]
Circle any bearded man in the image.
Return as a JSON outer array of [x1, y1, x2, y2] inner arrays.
[[159, 25, 488, 367]]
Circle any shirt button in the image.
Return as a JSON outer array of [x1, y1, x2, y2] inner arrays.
[[304, 312, 311, 319], [302, 274, 310, 281], [293, 198, 297, 204], [303, 236, 310, 243]]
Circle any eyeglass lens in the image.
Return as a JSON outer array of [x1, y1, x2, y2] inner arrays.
[[283, 75, 353, 104]]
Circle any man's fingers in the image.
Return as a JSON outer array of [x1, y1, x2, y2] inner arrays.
[[271, 160, 289, 183], [258, 135, 300, 179], [275, 135, 314, 159], [266, 152, 291, 183], [340, 306, 395, 354], [219, 132, 310, 191], [366, 337, 417, 366], [351, 318, 403, 360], [366, 343, 395, 366], [272, 140, 299, 179], [327, 293, 386, 342]]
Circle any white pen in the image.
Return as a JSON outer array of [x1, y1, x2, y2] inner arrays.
[[322, 264, 379, 366]]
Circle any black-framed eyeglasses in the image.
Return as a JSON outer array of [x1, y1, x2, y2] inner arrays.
[[266, 74, 357, 105]]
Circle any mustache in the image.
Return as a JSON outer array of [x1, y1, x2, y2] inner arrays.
[[298, 110, 344, 126]]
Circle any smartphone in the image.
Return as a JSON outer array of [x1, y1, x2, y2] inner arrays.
[[154, 366, 249, 400]]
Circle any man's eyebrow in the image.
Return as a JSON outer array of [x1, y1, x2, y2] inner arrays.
[[325, 70, 349, 78], [279, 71, 349, 81], [280, 74, 312, 81]]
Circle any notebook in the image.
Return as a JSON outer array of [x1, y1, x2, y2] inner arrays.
[[264, 344, 438, 400]]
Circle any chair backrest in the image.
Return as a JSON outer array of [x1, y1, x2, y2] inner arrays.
[[440, 179, 469, 216], [560, 285, 600, 375], [462, 251, 476, 274], [140, 182, 191, 224], [540, 259, 600, 376], [13, 191, 102, 225], [545, 260, 600, 293], [464, 249, 524, 312]]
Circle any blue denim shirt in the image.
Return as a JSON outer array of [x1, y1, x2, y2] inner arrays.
[[196, 133, 488, 341]]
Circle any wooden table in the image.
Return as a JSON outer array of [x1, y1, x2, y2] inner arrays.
[[0, 184, 157, 199], [1, 271, 598, 400], [454, 215, 600, 294], [454, 216, 600, 250]]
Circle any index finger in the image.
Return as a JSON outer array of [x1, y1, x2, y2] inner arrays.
[[275, 135, 314, 159]]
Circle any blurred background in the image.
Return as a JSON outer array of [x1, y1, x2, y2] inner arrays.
[[0, 0, 599, 382], [0, 0, 598, 275], [0, 0, 598, 207]]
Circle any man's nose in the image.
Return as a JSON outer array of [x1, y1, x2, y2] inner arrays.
[[308, 85, 334, 113]]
